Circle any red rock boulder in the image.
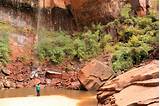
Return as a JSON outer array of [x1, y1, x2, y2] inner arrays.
[[45, 70, 62, 79], [78, 59, 115, 90], [97, 60, 159, 106]]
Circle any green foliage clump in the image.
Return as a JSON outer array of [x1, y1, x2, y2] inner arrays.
[[38, 31, 72, 64], [110, 14, 159, 72], [37, 13, 158, 73], [37, 29, 104, 64], [112, 47, 133, 71], [0, 32, 10, 65]]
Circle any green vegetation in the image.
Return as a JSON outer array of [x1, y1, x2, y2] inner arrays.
[[0, 21, 15, 33], [0, 3, 158, 73], [37, 29, 106, 64], [108, 15, 158, 72], [0, 31, 10, 65], [37, 13, 158, 72], [120, 4, 131, 18], [0, 21, 35, 65]]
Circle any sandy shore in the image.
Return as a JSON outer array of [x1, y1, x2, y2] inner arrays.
[[0, 95, 80, 106]]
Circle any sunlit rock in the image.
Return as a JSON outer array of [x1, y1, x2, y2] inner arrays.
[[79, 59, 115, 90], [97, 60, 159, 106]]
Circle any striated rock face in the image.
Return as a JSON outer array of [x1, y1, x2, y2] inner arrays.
[[97, 60, 159, 106], [130, 0, 151, 16], [38, 0, 71, 9], [70, 0, 122, 26], [78, 59, 115, 90]]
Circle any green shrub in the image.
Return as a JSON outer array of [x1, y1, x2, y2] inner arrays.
[[128, 35, 142, 47], [37, 31, 73, 64], [112, 48, 133, 71], [37, 29, 103, 63], [120, 4, 131, 18], [37, 14, 158, 72], [100, 34, 112, 49], [0, 32, 10, 65], [136, 17, 152, 29], [131, 47, 148, 64], [73, 38, 86, 60]]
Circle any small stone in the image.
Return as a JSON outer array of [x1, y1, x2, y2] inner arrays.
[[3, 80, 11, 88], [46, 79, 51, 84], [10, 82, 16, 88], [39, 78, 46, 84], [17, 74, 24, 82], [1, 68, 11, 75], [40, 84, 45, 89], [35, 73, 38, 77], [30, 71, 37, 79], [51, 79, 61, 85], [34, 79, 41, 85], [16, 82, 24, 88], [0, 81, 4, 89], [68, 81, 80, 90]]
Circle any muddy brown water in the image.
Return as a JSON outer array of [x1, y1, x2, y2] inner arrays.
[[0, 87, 97, 106]]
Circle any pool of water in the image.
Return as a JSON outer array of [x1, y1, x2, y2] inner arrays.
[[0, 87, 97, 106]]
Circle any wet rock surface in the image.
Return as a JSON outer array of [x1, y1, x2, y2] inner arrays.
[[97, 60, 159, 106], [78, 59, 115, 90]]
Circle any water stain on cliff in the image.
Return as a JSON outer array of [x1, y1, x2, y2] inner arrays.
[[0, 4, 76, 31]]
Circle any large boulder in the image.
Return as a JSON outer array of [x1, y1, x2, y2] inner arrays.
[[70, 0, 121, 26], [78, 59, 115, 90], [45, 70, 62, 79], [97, 60, 159, 106]]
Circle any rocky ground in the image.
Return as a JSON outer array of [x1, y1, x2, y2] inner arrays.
[[0, 57, 85, 89], [0, 52, 114, 90], [97, 60, 159, 106], [0, 30, 115, 90], [0, 28, 159, 106], [0, 30, 83, 90]]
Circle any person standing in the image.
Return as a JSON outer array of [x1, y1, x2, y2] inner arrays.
[[36, 83, 40, 96]]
